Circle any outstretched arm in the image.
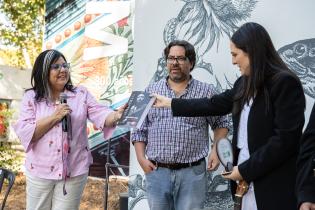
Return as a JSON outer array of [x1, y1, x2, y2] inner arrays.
[[154, 77, 242, 117], [153, 88, 235, 117]]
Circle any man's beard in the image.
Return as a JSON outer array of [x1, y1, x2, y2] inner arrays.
[[168, 72, 189, 83], [168, 65, 190, 83]]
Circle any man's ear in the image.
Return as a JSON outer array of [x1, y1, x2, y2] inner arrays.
[[190, 62, 195, 71]]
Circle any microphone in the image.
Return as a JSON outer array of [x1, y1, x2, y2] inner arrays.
[[60, 93, 68, 132]]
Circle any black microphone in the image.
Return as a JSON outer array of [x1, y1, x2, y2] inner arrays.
[[60, 93, 68, 132]]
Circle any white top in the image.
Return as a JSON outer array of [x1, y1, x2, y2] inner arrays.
[[237, 99, 257, 210]]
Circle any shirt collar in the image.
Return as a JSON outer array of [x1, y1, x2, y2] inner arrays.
[[164, 75, 194, 90], [63, 88, 76, 98]]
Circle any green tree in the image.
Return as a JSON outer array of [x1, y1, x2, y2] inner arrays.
[[0, 0, 45, 69]]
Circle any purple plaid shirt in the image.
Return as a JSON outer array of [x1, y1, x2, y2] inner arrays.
[[131, 77, 229, 163]]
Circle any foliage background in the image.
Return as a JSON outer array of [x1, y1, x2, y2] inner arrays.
[[0, 0, 45, 69], [0, 108, 13, 138], [0, 143, 24, 172]]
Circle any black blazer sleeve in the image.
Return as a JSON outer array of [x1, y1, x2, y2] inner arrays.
[[171, 77, 243, 117], [238, 73, 305, 182], [296, 103, 315, 206]]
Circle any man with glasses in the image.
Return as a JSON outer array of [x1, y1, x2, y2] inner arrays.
[[131, 40, 229, 210]]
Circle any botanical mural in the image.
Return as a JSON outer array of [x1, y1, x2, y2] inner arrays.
[[44, 0, 134, 138], [130, 0, 315, 209]]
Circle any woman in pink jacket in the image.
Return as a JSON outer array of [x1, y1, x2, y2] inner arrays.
[[14, 49, 124, 210]]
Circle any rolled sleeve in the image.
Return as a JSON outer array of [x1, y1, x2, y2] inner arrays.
[[131, 130, 147, 144], [13, 91, 36, 152], [208, 115, 230, 130], [84, 88, 115, 140], [131, 118, 148, 144]]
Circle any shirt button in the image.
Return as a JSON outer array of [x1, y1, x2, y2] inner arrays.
[[59, 174, 61, 177], [57, 149, 61, 152]]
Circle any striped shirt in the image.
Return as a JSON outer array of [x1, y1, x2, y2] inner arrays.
[[131, 77, 229, 163]]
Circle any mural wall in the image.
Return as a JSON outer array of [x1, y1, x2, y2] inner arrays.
[[44, 0, 134, 105], [130, 0, 315, 209], [44, 0, 134, 176], [43, 0, 314, 208]]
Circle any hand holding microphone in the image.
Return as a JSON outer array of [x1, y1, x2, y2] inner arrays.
[[55, 93, 71, 132]]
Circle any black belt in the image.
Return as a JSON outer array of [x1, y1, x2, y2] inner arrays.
[[150, 158, 204, 170]]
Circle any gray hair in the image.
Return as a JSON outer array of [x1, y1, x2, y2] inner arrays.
[[42, 50, 56, 101]]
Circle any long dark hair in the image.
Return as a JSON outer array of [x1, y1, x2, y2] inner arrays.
[[28, 49, 74, 102], [231, 22, 300, 114]]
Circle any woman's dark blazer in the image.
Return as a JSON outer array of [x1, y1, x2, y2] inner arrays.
[[172, 72, 305, 210], [296, 102, 315, 207]]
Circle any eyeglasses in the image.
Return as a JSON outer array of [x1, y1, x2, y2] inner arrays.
[[166, 56, 188, 64], [50, 63, 70, 71]]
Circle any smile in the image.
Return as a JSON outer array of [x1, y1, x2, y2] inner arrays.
[[58, 75, 67, 79]]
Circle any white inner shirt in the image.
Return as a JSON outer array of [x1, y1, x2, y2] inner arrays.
[[237, 99, 257, 210]]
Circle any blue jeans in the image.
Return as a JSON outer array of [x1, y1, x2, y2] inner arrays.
[[145, 159, 206, 210]]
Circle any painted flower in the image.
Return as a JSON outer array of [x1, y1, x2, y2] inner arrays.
[[118, 17, 128, 27]]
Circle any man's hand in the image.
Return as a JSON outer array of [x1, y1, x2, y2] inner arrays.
[[207, 146, 220, 171], [300, 202, 315, 210], [134, 142, 156, 174], [138, 157, 157, 174], [211, 128, 228, 171]]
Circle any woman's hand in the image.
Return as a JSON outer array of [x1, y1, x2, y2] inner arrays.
[[53, 104, 72, 121], [300, 202, 315, 210], [222, 166, 243, 181], [152, 94, 172, 108], [31, 104, 72, 142], [106, 103, 128, 127], [115, 103, 128, 122]]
